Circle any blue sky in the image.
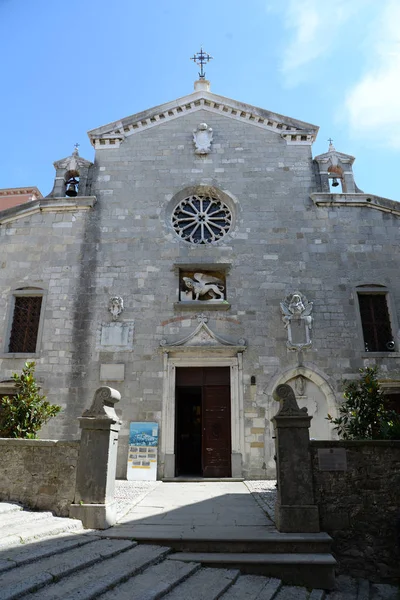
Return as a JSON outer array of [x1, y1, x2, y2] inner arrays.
[[1, 0, 399, 200]]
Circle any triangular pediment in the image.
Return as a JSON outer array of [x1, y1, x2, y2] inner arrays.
[[160, 320, 246, 351], [88, 85, 319, 149]]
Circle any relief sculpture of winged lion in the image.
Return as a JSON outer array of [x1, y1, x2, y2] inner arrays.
[[183, 272, 225, 301]]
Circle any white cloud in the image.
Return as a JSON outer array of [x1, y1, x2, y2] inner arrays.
[[269, 0, 371, 85], [345, 1, 400, 149]]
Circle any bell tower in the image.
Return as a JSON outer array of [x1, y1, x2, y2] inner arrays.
[[47, 145, 93, 198], [314, 140, 362, 194]]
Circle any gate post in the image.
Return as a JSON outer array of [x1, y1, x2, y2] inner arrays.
[[70, 386, 121, 529], [272, 383, 319, 532]]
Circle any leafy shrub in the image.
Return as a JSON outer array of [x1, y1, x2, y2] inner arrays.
[[327, 366, 400, 440], [0, 362, 61, 438]]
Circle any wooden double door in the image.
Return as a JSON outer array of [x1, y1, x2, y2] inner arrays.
[[175, 367, 231, 478]]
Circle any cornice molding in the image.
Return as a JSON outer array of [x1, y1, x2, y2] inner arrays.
[[0, 196, 96, 225], [88, 91, 318, 149], [310, 193, 400, 216]]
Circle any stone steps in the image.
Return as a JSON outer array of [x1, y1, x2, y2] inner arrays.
[[0, 504, 398, 599], [0, 502, 85, 548], [107, 529, 333, 554], [167, 551, 336, 589]]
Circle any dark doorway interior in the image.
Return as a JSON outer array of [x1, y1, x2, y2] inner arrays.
[[176, 386, 202, 476], [175, 367, 231, 478]]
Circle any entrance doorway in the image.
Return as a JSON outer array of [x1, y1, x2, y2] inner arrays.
[[175, 367, 231, 478]]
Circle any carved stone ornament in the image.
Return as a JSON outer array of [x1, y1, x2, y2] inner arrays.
[[280, 291, 313, 351], [182, 272, 224, 301], [108, 296, 124, 321], [295, 375, 307, 397], [82, 386, 121, 422], [273, 384, 308, 417], [193, 123, 213, 154]]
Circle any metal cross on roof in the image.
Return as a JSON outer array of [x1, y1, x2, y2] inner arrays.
[[328, 138, 333, 144], [190, 47, 213, 80]]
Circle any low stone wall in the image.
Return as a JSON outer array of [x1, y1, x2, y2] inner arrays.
[[0, 439, 79, 517], [310, 440, 400, 583]]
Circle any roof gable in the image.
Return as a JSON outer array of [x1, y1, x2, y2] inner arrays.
[[88, 84, 319, 150]]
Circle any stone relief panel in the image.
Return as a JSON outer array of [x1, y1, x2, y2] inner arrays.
[[180, 270, 226, 302], [193, 122, 213, 154], [280, 291, 313, 350]]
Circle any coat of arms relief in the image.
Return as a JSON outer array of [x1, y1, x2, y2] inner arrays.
[[280, 291, 313, 350], [193, 123, 213, 154]]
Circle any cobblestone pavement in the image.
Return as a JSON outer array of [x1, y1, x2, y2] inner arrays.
[[115, 480, 160, 519], [245, 479, 277, 522]]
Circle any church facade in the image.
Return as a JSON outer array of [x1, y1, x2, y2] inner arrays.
[[1, 77, 399, 479]]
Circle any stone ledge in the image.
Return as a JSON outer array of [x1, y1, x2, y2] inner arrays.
[[310, 439, 400, 448], [174, 301, 231, 311], [361, 352, 400, 358], [0, 438, 79, 447], [310, 192, 400, 216], [0, 353, 40, 359], [0, 196, 96, 225]]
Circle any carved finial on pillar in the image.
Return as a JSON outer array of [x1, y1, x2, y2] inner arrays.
[[71, 385, 122, 529], [82, 386, 121, 422], [273, 384, 308, 417], [271, 383, 319, 534]]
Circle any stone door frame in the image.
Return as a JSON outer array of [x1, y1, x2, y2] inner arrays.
[[161, 352, 245, 478]]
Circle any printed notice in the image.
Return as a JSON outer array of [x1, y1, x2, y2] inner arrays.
[[126, 422, 158, 481]]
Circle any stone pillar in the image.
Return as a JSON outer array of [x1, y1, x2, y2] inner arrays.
[[272, 383, 319, 533], [70, 386, 121, 529]]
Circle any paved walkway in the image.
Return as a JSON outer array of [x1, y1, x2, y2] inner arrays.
[[111, 481, 276, 540]]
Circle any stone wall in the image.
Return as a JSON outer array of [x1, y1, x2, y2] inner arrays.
[[0, 439, 79, 517], [310, 440, 400, 583]]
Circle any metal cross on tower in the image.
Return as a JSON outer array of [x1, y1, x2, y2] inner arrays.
[[190, 47, 213, 80]]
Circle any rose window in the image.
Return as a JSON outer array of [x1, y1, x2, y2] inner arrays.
[[172, 195, 232, 244]]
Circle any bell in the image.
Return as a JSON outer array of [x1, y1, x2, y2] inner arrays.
[[65, 178, 78, 197], [331, 178, 339, 188]]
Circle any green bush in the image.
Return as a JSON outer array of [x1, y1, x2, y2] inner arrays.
[[327, 366, 400, 440], [0, 362, 61, 439]]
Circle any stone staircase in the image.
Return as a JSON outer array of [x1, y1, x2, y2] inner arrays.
[[104, 527, 336, 589], [0, 503, 398, 600]]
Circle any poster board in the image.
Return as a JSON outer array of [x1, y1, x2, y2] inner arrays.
[[126, 422, 158, 481]]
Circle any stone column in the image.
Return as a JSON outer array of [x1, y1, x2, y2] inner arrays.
[[272, 383, 319, 533], [70, 386, 121, 529]]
